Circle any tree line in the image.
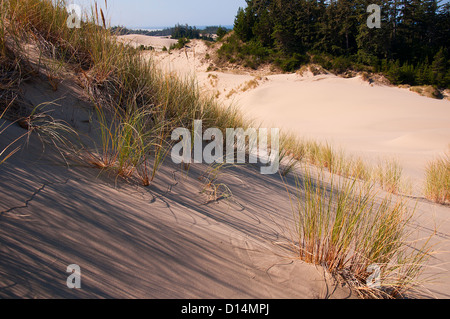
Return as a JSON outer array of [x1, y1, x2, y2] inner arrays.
[[111, 25, 230, 41], [220, 0, 449, 88]]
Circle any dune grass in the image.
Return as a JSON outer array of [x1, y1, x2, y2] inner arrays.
[[287, 166, 433, 298], [2, 0, 409, 191], [425, 148, 450, 205], [84, 102, 172, 186], [199, 161, 234, 203], [0, 0, 438, 299], [1, 0, 249, 184], [0, 104, 22, 165], [374, 159, 404, 195], [0, 100, 78, 166], [278, 136, 407, 195]]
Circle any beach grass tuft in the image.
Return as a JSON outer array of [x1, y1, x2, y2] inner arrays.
[[286, 166, 433, 298], [425, 147, 450, 204], [374, 158, 404, 195]]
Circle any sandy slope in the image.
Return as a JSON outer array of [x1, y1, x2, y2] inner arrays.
[[134, 36, 450, 297], [0, 77, 352, 299], [0, 36, 449, 299], [238, 74, 450, 186], [117, 34, 178, 51], [0, 143, 351, 299]]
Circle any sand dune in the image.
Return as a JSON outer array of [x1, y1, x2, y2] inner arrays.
[[1, 35, 449, 300], [0, 76, 353, 299], [237, 74, 450, 184], [118, 34, 178, 51], [145, 38, 450, 189]]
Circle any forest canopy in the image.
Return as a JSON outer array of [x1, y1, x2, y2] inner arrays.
[[220, 0, 449, 88]]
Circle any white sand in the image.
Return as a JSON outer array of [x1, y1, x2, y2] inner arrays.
[[0, 74, 352, 299]]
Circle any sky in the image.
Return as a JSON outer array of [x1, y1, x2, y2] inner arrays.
[[73, 0, 248, 28], [71, 0, 450, 29]]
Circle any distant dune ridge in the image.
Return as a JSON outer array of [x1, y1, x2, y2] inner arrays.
[[118, 34, 177, 50]]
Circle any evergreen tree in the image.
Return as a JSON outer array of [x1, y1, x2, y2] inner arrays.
[[234, 5, 254, 42], [431, 47, 449, 87], [224, 0, 449, 88], [216, 26, 228, 40]]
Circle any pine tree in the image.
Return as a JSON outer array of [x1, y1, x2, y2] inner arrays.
[[234, 6, 253, 42], [431, 47, 448, 87], [226, 0, 447, 86], [252, 8, 273, 48], [415, 57, 433, 85]]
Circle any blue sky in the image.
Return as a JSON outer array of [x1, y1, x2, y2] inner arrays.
[[72, 0, 450, 29], [73, 0, 247, 28]]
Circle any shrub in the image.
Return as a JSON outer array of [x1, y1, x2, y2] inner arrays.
[[311, 53, 333, 70], [331, 56, 352, 74], [410, 86, 442, 99], [276, 53, 310, 72]]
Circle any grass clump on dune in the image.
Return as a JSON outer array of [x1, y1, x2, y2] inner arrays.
[[280, 135, 409, 197], [1, 0, 248, 183], [425, 148, 450, 205], [374, 159, 404, 195], [287, 166, 433, 298], [85, 103, 172, 186]]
